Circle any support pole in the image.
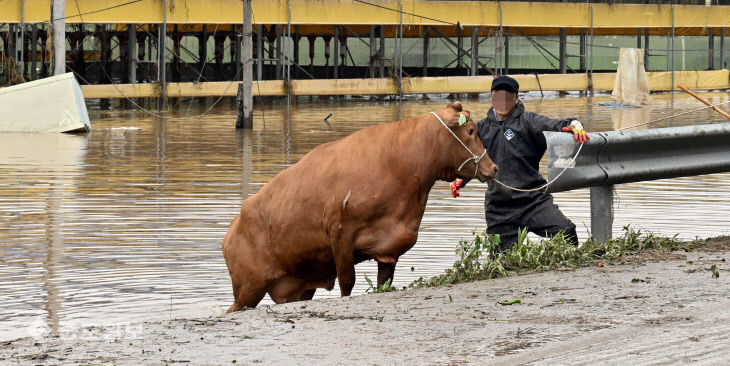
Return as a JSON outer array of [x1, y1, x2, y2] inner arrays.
[[637, 28, 641, 49], [504, 27, 509, 74], [559, 28, 567, 74], [128, 24, 136, 83], [75, 26, 85, 81], [709, 28, 714, 70], [52, 0, 66, 75], [579, 29, 586, 72], [590, 185, 614, 242], [293, 26, 299, 79], [9, 25, 17, 65], [161, 0, 167, 100], [378, 25, 385, 78], [234, 25, 242, 80], [100, 26, 110, 83], [589, 6, 594, 97], [40, 25, 48, 77], [470, 27, 478, 76], [31, 23, 37, 79], [494, 2, 505, 75], [287, 1, 292, 86], [457, 26, 463, 73], [173, 24, 180, 82], [338, 32, 346, 73], [237, 0, 253, 129], [669, 7, 674, 101], [256, 24, 262, 81], [369, 26, 376, 77], [200, 24, 208, 73], [323, 34, 331, 78], [21, 27, 29, 79], [275, 25, 282, 79], [333, 26, 339, 79], [644, 28, 650, 70], [721, 28, 725, 69], [306, 34, 316, 75], [422, 26, 429, 77], [398, 3, 403, 99], [136, 28, 146, 81], [20, 0, 25, 77]]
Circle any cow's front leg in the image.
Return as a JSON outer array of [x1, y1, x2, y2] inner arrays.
[[377, 262, 396, 287], [332, 242, 356, 296]]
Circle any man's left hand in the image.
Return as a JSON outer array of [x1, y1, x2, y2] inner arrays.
[[562, 120, 590, 143], [450, 179, 463, 198]]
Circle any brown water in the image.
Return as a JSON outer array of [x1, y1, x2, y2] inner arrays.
[[2, 91, 729, 341]]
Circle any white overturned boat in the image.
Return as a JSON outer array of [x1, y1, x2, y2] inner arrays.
[[0, 73, 90, 133]]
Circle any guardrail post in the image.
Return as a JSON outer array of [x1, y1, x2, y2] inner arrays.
[[590, 185, 613, 242]]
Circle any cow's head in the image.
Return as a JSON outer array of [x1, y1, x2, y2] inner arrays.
[[435, 102, 498, 183]]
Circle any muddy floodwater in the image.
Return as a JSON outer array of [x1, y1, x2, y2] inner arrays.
[[1, 91, 729, 341]]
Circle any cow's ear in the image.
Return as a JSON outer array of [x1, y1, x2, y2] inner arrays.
[[461, 110, 471, 121], [446, 101, 463, 112]]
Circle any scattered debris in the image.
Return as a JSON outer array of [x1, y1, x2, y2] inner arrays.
[[322, 113, 333, 129]]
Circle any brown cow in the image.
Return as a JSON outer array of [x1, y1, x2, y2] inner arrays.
[[222, 102, 498, 312]]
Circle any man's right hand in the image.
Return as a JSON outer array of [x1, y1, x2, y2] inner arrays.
[[562, 120, 590, 143], [450, 179, 463, 198]]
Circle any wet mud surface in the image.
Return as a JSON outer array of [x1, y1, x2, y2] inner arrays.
[[3, 239, 729, 365]]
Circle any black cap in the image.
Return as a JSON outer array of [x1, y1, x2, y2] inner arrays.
[[491, 75, 519, 93]]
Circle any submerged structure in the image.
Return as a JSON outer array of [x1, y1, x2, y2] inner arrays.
[[1, 0, 729, 98]]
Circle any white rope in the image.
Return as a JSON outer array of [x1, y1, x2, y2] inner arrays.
[[617, 99, 730, 131], [491, 141, 585, 192], [432, 111, 585, 193], [430, 111, 487, 178], [491, 97, 730, 192]]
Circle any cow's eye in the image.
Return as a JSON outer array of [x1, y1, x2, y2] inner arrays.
[[467, 128, 474, 135]]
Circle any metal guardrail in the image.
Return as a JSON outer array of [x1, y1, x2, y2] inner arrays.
[[544, 122, 730, 241]]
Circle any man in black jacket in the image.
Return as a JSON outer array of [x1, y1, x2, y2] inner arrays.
[[452, 75, 589, 250]]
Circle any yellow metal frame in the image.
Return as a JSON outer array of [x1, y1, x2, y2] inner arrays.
[[78, 70, 730, 99], [2, 1, 728, 33]]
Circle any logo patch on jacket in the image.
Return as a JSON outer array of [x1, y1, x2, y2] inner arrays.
[[504, 129, 515, 140]]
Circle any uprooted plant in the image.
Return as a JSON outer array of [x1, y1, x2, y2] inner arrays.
[[409, 225, 685, 289]]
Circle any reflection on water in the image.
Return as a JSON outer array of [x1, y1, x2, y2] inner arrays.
[[2, 92, 729, 341]]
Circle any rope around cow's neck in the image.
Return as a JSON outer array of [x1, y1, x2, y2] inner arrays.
[[431, 110, 583, 192], [430, 111, 487, 178], [448, 98, 730, 193]]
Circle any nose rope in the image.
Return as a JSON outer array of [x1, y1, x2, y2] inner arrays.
[[430, 111, 487, 178]]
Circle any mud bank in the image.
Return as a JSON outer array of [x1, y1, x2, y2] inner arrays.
[[2, 245, 729, 365]]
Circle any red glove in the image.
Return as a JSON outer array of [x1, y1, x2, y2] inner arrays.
[[562, 120, 590, 143], [450, 179, 463, 198]]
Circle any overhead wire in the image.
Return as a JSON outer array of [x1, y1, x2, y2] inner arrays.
[[69, 0, 240, 119], [34, 0, 728, 124]]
